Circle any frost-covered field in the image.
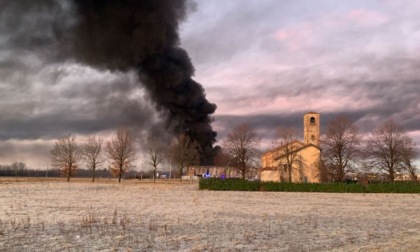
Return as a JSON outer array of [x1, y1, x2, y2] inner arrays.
[[0, 178, 419, 251]]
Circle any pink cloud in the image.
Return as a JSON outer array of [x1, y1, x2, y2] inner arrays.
[[274, 23, 315, 51], [344, 9, 388, 27], [272, 9, 388, 52]]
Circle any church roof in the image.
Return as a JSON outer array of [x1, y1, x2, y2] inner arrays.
[[262, 140, 305, 156], [262, 140, 320, 159], [273, 143, 320, 161]]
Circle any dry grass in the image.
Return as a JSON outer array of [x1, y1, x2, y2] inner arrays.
[[0, 177, 419, 251]]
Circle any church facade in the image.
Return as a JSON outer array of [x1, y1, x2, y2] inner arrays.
[[260, 112, 322, 183]]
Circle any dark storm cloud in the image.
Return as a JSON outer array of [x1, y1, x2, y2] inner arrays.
[[0, 1, 74, 61], [215, 114, 300, 141], [0, 71, 158, 141]]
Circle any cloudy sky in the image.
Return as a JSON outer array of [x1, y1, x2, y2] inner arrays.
[[1, 0, 420, 168]]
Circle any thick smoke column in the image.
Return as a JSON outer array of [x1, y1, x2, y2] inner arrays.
[[70, 0, 217, 164]]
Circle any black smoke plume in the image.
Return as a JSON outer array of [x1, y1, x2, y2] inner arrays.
[[0, 0, 217, 163], [69, 0, 217, 164]]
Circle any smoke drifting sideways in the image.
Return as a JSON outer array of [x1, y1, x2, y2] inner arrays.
[[2, 0, 218, 164]]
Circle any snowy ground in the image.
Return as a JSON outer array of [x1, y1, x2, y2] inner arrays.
[[0, 177, 419, 251]]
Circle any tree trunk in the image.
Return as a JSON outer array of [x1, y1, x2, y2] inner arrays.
[[92, 169, 95, 182], [241, 163, 246, 179], [389, 167, 395, 182], [153, 167, 156, 183], [288, 165, 292, 182], [338, 167, 344, 182], [118, 165, 123, 183], [67, 169, 71, 182]]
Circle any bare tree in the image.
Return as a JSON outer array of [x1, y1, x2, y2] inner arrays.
[[144, 136, 164, 183], [401, 138, 418, 181], [223, 124, 260, 179], [365, 119, 408, 182], [213, 147, 235, 177], [106, 127, 137, 183], [50, 134, 80, 182], [321, 116, 362, 182], [272, 126, 301, 182], [10, 162, 27, 178], [82, 136, 104, 182], [170, 134, 200, 181], [214, 147, 230, 166]]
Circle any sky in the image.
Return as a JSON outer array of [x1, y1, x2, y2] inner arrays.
[[1, 0, 420, 169]]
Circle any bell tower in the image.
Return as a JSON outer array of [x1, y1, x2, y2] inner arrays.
[[304, 112, 320, 146]]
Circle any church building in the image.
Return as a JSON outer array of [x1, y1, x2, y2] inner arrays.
[[260, 112, 322, 183]]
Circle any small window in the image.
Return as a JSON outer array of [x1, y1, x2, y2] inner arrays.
[[311, 135, 315, 141], [310, 117, 315, 124]]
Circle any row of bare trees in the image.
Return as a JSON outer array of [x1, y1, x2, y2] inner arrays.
[[50, 127, 201, 182], [322, 117, 418, 182], [50, 127, 137, 182], [49, 117, 417, 183], [0, 162, 28, 177]]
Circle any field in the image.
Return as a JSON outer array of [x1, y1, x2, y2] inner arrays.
[[0, 177, 419, 251]]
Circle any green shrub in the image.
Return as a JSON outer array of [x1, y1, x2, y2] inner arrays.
[[199, 178, 420, 193], [199, 178, 260, 191]]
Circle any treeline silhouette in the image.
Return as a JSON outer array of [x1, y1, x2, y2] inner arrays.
[[0, 165, 149, 179]]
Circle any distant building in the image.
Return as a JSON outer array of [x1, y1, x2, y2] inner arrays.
[[260, 112, 323, 183], [187, 166, 241, 178]]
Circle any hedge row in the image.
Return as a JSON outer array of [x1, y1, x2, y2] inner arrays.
[[199, 178, 420, 193]]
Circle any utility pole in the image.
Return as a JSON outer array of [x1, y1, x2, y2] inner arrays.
[[169, 159, 172, 179]]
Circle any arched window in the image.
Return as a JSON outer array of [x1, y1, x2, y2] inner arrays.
[[310, 117, 315, 124], [311, 135, 316, 141]]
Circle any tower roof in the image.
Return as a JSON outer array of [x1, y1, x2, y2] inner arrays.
[[304, 112, 319, 115]]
